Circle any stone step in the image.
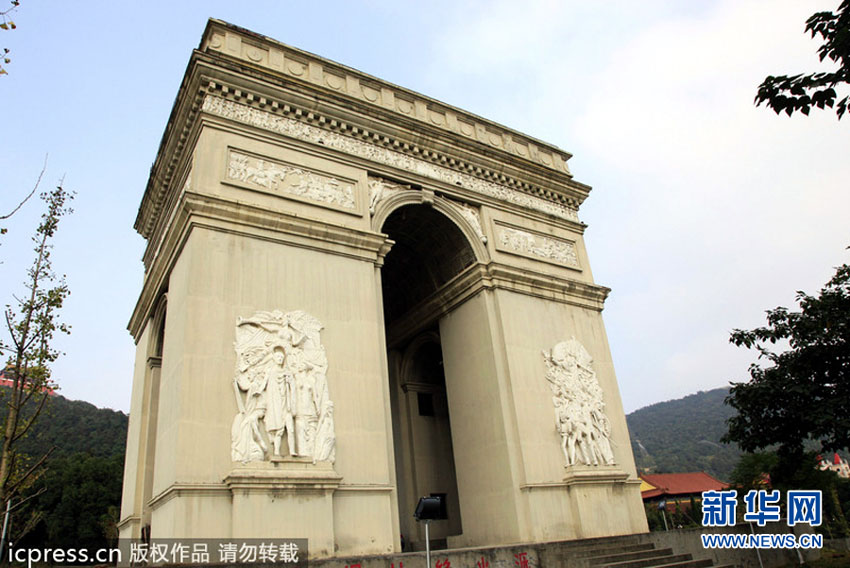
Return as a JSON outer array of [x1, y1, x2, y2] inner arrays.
[[600, 553, 693, 568], [627, 559, 714, 568], [588, 548, 674, 565], [537, 536, 655, 568], [575, 543, 658, 559], [553, 534, 645, 552]]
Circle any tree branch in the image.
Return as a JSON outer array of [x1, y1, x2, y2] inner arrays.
[[1, 155, 46, 221], [6, 447, 53, 497]]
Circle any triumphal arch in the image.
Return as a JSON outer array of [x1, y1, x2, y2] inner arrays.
[[118, 19, 648, 559]]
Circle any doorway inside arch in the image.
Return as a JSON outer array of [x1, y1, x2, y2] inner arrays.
[[381, 204, 476, 551]]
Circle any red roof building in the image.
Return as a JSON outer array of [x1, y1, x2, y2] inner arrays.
[[0, 367, 56, 396], [640, 472, 728, 501]]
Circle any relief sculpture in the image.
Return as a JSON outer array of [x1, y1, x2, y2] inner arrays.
[[368, 177, 408, 214], [203, 96, 580, 222], [497, 225, 579, 267], [227, 150, 356, 210], [542, 338, 615, 468], [231, 310, 336, 464]]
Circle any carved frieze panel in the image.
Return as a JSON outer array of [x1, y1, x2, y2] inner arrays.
[[231, 310, 336, 465], [202, 96, 579, 223], [225, 149, 358, 214], [543, 338, 615, 468], [494, 221, 579, 269]]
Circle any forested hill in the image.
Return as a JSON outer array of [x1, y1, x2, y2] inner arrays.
[[14, 387, 741, 485], [626, 387, 742, 482], [0, 391, 129, 550], [1, 391, 128, 459]]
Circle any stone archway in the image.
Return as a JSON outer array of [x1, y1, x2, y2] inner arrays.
[[380, 204, 476, 550], [120, 20, 649, 559], [380, 203, 478, 336]]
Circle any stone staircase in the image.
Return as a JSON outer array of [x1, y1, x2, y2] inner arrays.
[[539, 534, 736, 568], [309, 533, 750, 568]]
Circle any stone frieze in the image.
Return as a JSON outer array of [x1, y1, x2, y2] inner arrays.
[[227, 149, 356, 211], [202, 95, 579, 223], [495, 223, 579, 268]]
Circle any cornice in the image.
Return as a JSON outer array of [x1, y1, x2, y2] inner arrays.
[[386, 264, 493, 348], [194, 70, 590, 208], [385, 261, 611, 347], [134, 61, 207, 240], [488, 263, 611, 311], [128, 191, 390, 339], [135, 22, 594, 244], [148, 483, 230, 510], [199, 92, 583, 223], [223, 466, 342, 491], [116, 515, 140, 531], [520, 469, 630, 490], [202, 19, 574, 177]]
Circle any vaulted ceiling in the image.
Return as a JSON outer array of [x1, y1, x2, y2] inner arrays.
[[380, 205, 476, 326]]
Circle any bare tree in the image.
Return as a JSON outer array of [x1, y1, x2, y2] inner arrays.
[[1, 156, 47, 236], [0, 181, 73, 517]]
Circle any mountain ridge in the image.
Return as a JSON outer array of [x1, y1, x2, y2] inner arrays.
[[626, 386, 741, 481]]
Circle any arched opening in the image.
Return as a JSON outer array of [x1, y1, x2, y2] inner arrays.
[[141, 294, 167, 542], [380, 204, 477, 327], [381, 204, 475, 550]]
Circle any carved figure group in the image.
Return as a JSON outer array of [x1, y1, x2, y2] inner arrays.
[[228, 150, 356, 209], [543, 338, 615, 468], [231, 310, 336, 464]]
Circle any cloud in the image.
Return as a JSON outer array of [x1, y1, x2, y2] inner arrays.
[[429, 0, 850, 412]]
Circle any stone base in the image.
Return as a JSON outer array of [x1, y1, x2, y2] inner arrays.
[[514, 466, 646, 542], [225, 460, 342, 490], [563, 467, 646, 539], [562, 466, 630, 485], [224, 462, 343, 557]]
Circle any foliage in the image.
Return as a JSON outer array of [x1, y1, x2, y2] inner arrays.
[[725, 254, 850, 539], [0, 391, 128, 460], [0, 393, 127, 547], [755, 1, 850, 119], [774, 453, 849, 537], [723, 262, 850, 459], [0, 183, 73, 511], [627, 388, 741, 481], [728, 451, 850, 537], [16, 453, 124, 551], [728, 451, 777, 493], [0, 0, 19, 76], [643, 500, 701, 532], [643, 502, 666, 531]]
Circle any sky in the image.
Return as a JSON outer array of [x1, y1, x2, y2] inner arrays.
[[0, 0, 847, 415]]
